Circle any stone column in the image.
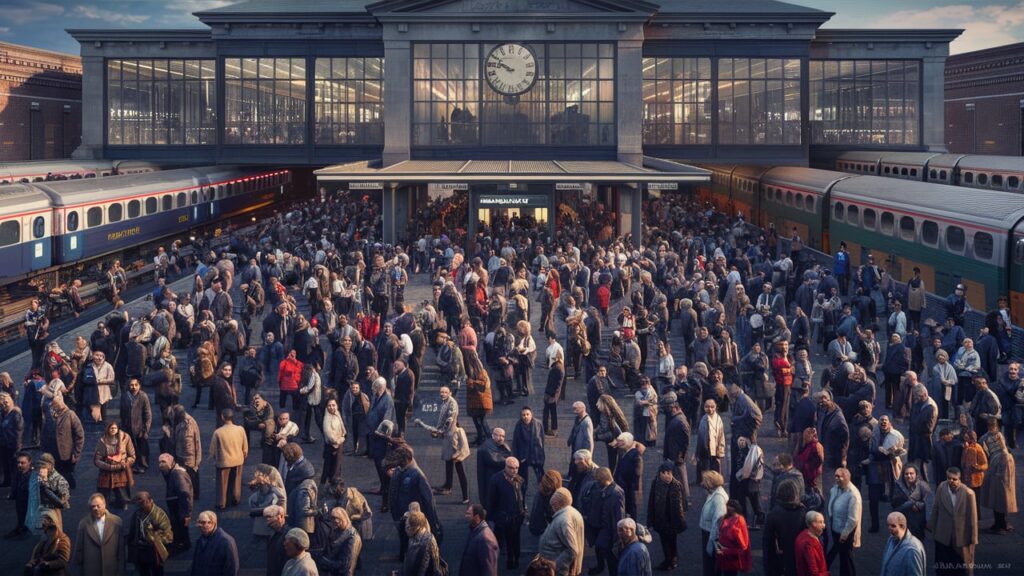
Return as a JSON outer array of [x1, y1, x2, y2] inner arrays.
[[618, 185, 642, 248], [383, 184, 397, 245], [616, 39, 643, 166], [383, 40, 412, 166], [922, 56, 947, 152], [73, 55, 104, 159]]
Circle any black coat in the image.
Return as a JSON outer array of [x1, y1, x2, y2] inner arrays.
[[762, 502, 806, 576], [614, 447, 643, 514], [646, 477, 686, 533], [394, 369, 416, 406], [189, 527, 239, 576], [266, 525, 290, 576], [512, 418, 545, 469], [592, 484, 625, 549], [486, 471, 526, 527], [389, 464, 440, 537], [545, 364, 564, 399], [663, 412, 691, 463], [816, 407, 850, 469], [210, 376, 236, 417], [238, 356, 264, 391], [476, 439, 512, 501], [459, 521, 499, 576], [284, 458, 316, 496]]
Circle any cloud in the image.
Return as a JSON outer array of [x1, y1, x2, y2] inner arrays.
[[70, 4, 151, 25], [868, 2, 1024, 54], [1, 1, 65, 26], [0, 27, 10, 34], [159, 0, 237, 25]]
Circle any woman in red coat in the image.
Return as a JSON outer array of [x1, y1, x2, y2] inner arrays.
[[716, 499, 752, 575], [795, 510, 830, 576], [277, 349, 304, 409], [795, 426, 825, 494]]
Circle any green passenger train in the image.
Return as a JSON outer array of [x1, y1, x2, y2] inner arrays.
[[698, 165, 1024, 326]]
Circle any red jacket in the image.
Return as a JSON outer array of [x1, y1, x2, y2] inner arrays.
[[278, 357, 304, 392], [716, 514, 752, 573], [771, 354, 793, 387], [795, 529, 829, 576], [796, 439, 825, 489], [596, 285, 611, 310], [359, 315, 380, 342]]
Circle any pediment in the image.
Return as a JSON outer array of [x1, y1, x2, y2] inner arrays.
[[368, 0, 659, 17]]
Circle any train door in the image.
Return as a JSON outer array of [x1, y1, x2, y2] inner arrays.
[[1008, 225, 1024, 327]]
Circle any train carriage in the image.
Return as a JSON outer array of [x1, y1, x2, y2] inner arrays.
[[759, 167, 847, 251], [0, 185, 55, 277], [828, 176, 1024, 321], [954, 156, 1024, 193]]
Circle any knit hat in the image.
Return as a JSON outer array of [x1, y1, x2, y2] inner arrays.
[[286, 527, 310, 549]]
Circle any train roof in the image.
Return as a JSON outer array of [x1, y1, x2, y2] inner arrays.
[[35, 166, 250, 207], [0, 160, 114, 179], [877, 152, 939, 165], [920, 153, 966, 171], [955, 155, 1024, 174], [762, 167, 850, 193], [830, 176, 1024, 229], [0, 184, 54, 214], [836, 151, 885, 163], [731, 166, 773, 180]]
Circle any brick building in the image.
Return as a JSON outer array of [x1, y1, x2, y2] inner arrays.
[[945, 42, 1024, 156], [0, 41, 82, 161]]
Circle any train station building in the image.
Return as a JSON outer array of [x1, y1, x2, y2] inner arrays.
[[68, 0, 961, 244]]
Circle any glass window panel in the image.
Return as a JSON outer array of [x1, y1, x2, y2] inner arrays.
[[810, 59, 920, 145]]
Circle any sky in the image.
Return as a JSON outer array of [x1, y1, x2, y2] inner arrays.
[[1, 0, 1022, 56]]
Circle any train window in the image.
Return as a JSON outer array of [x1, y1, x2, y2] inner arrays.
[[901, 168, 909, 176], [940, 170, 948, 181], [929, 169, 937, 179], [775, 189, 782, 202], [127, 200, 141, 219], [1016, 238, 1024, 265], [108, 204, 123, 223], [66, 212, 79, 232], [1010, 176, 1021, 189], [87, 207, 102, 227], [176, 193, 187, 208], [833, 202, 844, 220], [910, 169, 918, 177], [992, 175, 1003, 187], [978, 173, 988, 186], [162, 195, 172, 211], [922, 220, 939, 245], [191, 191, 199, 204], [963, 172, 974, 184], [974, 232, 994, 260], [145, 197, 158, 214], [847, 205, 859, 225], [884, 167, 891, 174], [786, 191, 794, 206], [863, 208, 876, 229], [880, 212, 894, 234], [217, 185, 224, 199], [0, 221, 18, 247], [946, 226, 966, 253], [32, 216, 45, 239], [795, 194, 804, 210], [899, 216, 916, 241], [805, 196, 815, 212]]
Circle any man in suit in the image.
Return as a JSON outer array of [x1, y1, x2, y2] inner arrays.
[[73, 493, 124, 576], [209, 409, 248, 510], [392, 359, 415, 435], [487, 457, 526, 570], [512, 406, 545, 494], [929, 467, 978, 576], [120, 378, 152, 473]]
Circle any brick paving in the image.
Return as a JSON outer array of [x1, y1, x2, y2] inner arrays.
[[1, 272, 1022, 575]]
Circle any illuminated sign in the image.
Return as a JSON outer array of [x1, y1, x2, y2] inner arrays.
[[478, 195, 548, 207]]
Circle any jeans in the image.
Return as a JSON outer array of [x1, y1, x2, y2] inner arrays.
[[543, 401, 558, 432]]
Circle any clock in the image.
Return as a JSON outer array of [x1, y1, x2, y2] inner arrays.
[[485, 43, 537, 96]]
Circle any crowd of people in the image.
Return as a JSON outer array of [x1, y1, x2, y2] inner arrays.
[[0, 186, 1020, 576]]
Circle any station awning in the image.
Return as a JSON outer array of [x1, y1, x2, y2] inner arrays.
[[314, 156, 710, 184]]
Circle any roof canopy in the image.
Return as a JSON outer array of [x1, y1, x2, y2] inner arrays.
[[315, 156, 709, 183]]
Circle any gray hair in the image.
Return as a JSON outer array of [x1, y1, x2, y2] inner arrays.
[[573, 449, 592, 463], [805, 510, 823, 527]]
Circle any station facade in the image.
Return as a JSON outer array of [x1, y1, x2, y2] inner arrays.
[[68, 0, 961, 244]]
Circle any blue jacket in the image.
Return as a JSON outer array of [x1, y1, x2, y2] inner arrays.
[[614, 447, 643, 510], [512, 418, 545, 469], [618, 541, 653, 576], [284, 457, 316, 495], [190, 527, 239, 576], [366, 392, 395, 433], [459, 521, 499, 576], [879, 531, 926, 576], [390, 463, 440, 533], [593, 484, 625, 549]]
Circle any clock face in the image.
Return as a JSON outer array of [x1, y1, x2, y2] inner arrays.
[[485, 43, 538, 96]]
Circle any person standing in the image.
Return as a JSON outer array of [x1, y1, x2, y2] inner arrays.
[[476, 428, 512, 502], [929, 468, 978, 576], [697, 399, 726, 478], [157, 453, 193, 553], [591, 467, 624, 576], [567, 402, 594, 475], [120, 378, 152, 474], [189, 511, 239, 576], [700, 471, 728, 576], [172, 406, 202, 500], [43, 396, 83, 490], [538, 488, 585, 576], [94, 421, 136, 510], [487, 457, 526, 571], [663, 402, 691, 497], [6, 451, 32, 538], [825, 468, 862, 576], [0, 392, 24, 487], [617, 517, 653, 576], [513, 406, 546, 495], [209, 409, 248, 510], [281, 528, 317, 576], [316, 507, 362, 576], [459, 504, 498, 576], [879, 512, 926, 576], [25, 510, 70, 576], [795, 510, 829, 576], [392, 360, 415, 435], [321, 398, 346, 485], [908, 385, 937, 483], [544, 350, 565, 436], [763, 482, 807, 576], [126, 491, 173, 576], [612, 432, 644, 519], [73, 493, 124, 576], [716, 500, 752, 576], [979, 420, 1016, 534], [646, 463, 686, 571]]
